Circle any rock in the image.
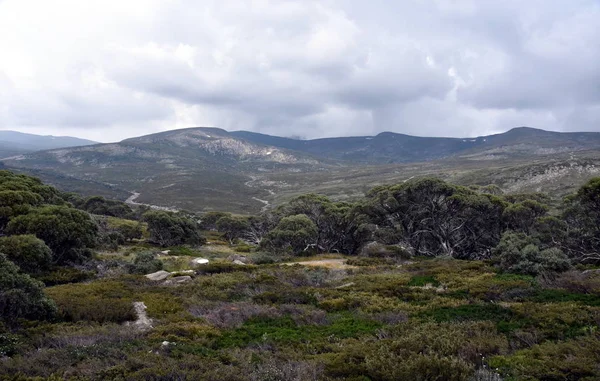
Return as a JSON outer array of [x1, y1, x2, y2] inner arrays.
[[192, 258, 209, 265], [162, 341, 171, 347], [177, 270, 195, 275], [145, 270, 171, 281], [335, 282, 355, 289], [228, 254, 248, 264], [160, 250, 171, 255], [126, 301, 153, 331], [164, 276, 192, 285], [232, 260, 246, 265]]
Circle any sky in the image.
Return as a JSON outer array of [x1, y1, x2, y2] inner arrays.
[[0, 0, 599, 143]]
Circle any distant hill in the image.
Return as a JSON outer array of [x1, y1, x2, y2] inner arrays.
[[232, 127, 600, 164], [0, 130, 98, 158], [4, 126, 600, 213]]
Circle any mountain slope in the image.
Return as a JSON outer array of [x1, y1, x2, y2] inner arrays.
[[0, 130, 98, 158], [4, 126, 600, 213], [232, 127, 600, 164], [2, 127, 329, 213]]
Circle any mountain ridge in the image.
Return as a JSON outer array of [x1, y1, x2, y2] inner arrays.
[[0, 130, 99, 159], [4, 126, 600, 213]]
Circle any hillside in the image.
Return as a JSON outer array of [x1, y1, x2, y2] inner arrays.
[[232, 127, 600, 164], [4, 126, 600, 213], [0, 130, 98, 158]]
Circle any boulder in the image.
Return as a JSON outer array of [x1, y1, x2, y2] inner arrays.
[[228, 254, 249, 264], [232, 259, 246, 265], [164, 276, 192, 285], [145, 270, 171, 281]]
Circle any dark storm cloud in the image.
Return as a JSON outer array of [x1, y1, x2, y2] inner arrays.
[[0, 0, 599, 141]]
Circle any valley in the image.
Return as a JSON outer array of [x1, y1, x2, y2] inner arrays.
[[3, 127, 600, 213]]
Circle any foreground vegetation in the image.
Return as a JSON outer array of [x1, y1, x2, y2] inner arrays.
[[1, 170, 600, 380]]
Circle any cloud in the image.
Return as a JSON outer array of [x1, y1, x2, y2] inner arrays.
[[0, 0, 598, 141]]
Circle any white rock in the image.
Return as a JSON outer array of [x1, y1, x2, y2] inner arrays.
[[160, 250, 171, 255], [145, 270, 171, 281], [232, 260, 246, 265], [192, 258, 209, 265]]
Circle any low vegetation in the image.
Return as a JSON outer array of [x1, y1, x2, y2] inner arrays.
[[1, 169, 600, 380]]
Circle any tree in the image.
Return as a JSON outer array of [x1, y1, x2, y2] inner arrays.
[[216, 215, 250, 244], [0, 254, 56, 324], [0, 235, 52, 274], [364, 178, 506, 258], [276, 194, 367, 254], [80, 196, 135, 219], [6, 205, 98, 264], [562, 178, 600, 263], [261, 214, 318, 255], [143, 211, 205, 247], [502, 199, 548, 234]]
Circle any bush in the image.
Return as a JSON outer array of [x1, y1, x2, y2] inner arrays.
[[127, 251, 163, 275], [6, 205, 98, 264], [37, 267, 95, 286], [489, 334, 600, 380], [46, 281, 136, 323], [360, 242, 413, 259], [493, 232, 571, 276], [143, 211, 205, 247], [0, 235, 52, 274], [0, 254, 56, 324]]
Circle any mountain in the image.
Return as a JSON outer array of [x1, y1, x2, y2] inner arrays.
[[2, 127, 328, 213], [232, 127, 600, 164], [0, 130, 98, 158], [4, 126, 600, 213]]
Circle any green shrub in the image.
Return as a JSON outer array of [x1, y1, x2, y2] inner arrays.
[[0, 254, 56, 324], [421, 304, 521, 333], [360, 242, 412, 259], [489, 334, 600, 380], [493, 232, 571, 276], [234, 244, 252, 253], [196, 262, 256, 275], [251, 252, 277, 265], [37, 267, 95, 286], [127, 251, 163, 275], [365, 351, 473, 381], [46, 281, 136, 323], [0, 235, 52, 274], [408, 275, 441, 287], [0, 332, 19, 357]]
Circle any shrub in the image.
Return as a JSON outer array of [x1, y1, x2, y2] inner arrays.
[[127, 251, 163, 275], [143, 211, 205, 247], [0, 235, 52, 274], [360, 242, 413, 260], [0, 254, 56, 324], [261, 214, 318, 255], [46, 281, 136, 323], [493, 232, 571, 276], [6, 205, 98, 264], [37, 267, 95, 286], [489, 334, 600, 380], [408, 275, 441, 287]]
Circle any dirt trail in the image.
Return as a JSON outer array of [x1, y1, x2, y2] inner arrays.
[[125, 192, 178, 212], [283, 259, 356, 269]]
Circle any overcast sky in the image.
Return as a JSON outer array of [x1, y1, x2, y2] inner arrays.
[[0, 0, 599, 142]]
